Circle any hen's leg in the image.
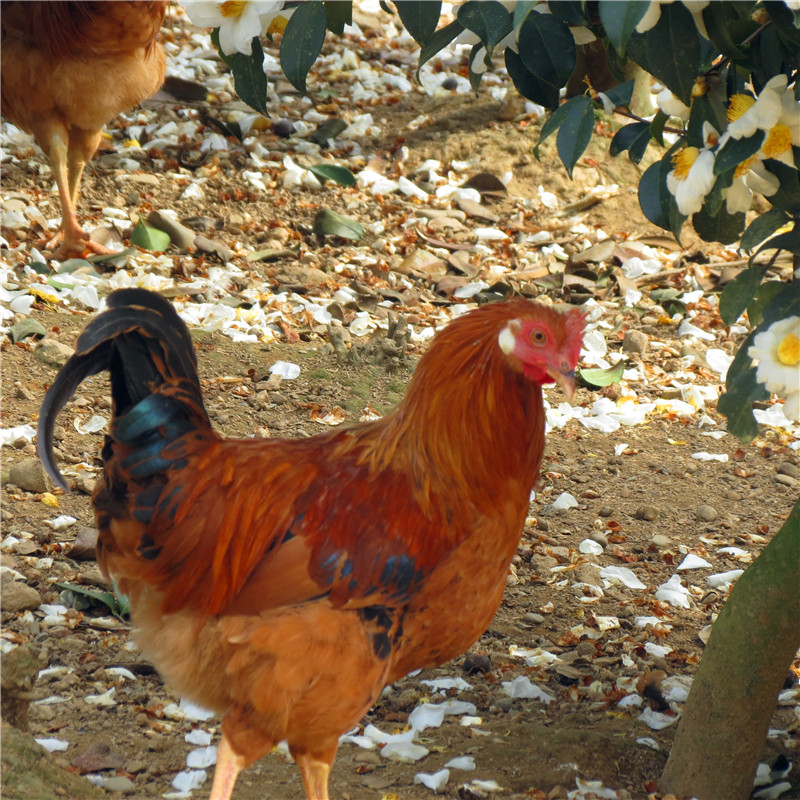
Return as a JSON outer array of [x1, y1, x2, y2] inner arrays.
[[43, 126, 114, 259], [208, 735, 245, 800], [293, 744, 337, 800]]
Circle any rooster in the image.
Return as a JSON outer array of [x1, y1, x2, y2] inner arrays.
[[38, 288, 585, 800], [1, 2, 166, 259]]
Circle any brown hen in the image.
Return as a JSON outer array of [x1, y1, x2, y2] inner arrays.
[[38, 288, 585, 799], [1, 2, 166, 258]]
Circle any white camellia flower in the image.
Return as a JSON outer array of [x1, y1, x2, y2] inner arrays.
[[183, 1, 288, 56], [747, 316, 800, 420], [725, 75, 788, 139], [666, 145, 716, 215], [657, 89, 690, 121]]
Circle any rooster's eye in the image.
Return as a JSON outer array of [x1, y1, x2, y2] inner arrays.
[[530, 329, 547, 346]]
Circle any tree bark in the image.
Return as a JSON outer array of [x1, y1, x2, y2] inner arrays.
[[660, 498, 800, 800]]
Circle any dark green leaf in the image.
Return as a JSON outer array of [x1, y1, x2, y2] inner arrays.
[[281, 1, 327, 94], [598, 0, 649, 55], [309, 118, 348, 146], [309, 164, 357, 186], [701, 2, 749, 60], [211, 30, 269, 116], [130, 219, 171, 252], [741, 208, 792, 250], [543, 0, 586, 26], [86, 248, 136, 268], [323, 1, 352, 35], [692, 205, 745, 245], [763, 159, 800, 215], [747, 281, 786, 327], [718, 332, 767, 443], [457, 0, 512, 60], [418, 19, 464, 73], [506, 48, 559, 111], [395, 1, 441, 45], [751, 229, 800, 264], [468, 42, 484, 93], [752, 24, 784, 84], [626, 3, 701, 105], [313, 209, 365, 240], [714, 130, 765, 175], [761, 279, 800, 326], [578, 360, 625, 388], [513, 0, 538, 29], [556, 95, 594, 178], [649, 109, 670, 147], [720, 266, 764, 325], [518, 11, 576, 88], [609, 121, 651, 164], [602, 79, 635, 110], [638, 160, 669, 230]]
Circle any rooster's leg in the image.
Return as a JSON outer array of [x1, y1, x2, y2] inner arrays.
[[45, 127, 114, 259], [294, 746, 336, 800], [208, 734, 245, 800]]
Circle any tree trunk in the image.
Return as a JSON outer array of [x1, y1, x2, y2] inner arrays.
[[660, 499, 800, 800]]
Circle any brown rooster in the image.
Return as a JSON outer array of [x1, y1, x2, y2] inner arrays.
[[38, 289, 585, 800], [1, 2, 166, 259]]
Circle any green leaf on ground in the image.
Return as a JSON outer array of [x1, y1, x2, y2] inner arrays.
[[309, 164, 357, 186], [313, 209, 365, 240], [578, 360, 625, 388], [130, 220, 171, 252]]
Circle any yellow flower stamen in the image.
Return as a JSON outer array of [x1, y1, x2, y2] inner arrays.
[[777, 333, 800, 366], [762, 123, 792, 158], [671, 146, 700, 180], [728, 94, 755, 122], [219, 1, 246, 18], [734, 154, 757, 179], [267, 15, 288, 34]]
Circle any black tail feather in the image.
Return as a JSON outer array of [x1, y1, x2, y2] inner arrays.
[[37, 289, 206, 491]]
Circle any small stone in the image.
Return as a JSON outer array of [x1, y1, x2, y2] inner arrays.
[[598, 506, 613, 518], [530, 555, 558, 575], [393, 688, 421, 712], [8, 458, 49, 493], [724, 490, 741, 501], [101, 776, 137, 794], [777, 462, 799, 479], [696, 504, 718, 522], [622, 330, 649, 354], [651, 534, 672, 549], [463, 653, 492, 674], [523, 612, 545, 624], [590, 531, 608, 548], [35, 339, 74, 368], [125, 760, 148, 775], [492, 696, 514, 713], [13, 382, 36, 400], [635, 505, 660, 521], [775, 474, 799, 489], [1, 581, 42, 611]]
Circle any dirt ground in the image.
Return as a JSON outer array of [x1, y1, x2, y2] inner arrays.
[[1, 6, 798, 800]]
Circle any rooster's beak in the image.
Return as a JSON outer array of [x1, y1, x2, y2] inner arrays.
[[546, 367, 576, 401]]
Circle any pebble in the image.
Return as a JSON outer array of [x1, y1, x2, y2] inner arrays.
[[589, 531, 608, 548], [775, 474, 799, 489], [622, 330, 649, 354], [598, 506, 613, 518], [523, 612, 545, 624], [652, 534, 672, 549], [8, 458, 49, 493], [463, 653, 492, 674], [634, 505, 660, 521], [101, 776, 137, 794], [1, 581, 42, 611], [577, 564, 603, 587], [696, 504, 718, 522], [778, 462, 799, 479], [492, 697, 514, 713], [35, 339, 75, 368]]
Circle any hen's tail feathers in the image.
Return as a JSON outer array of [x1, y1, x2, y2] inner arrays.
[[38, 289, 209, 491]]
